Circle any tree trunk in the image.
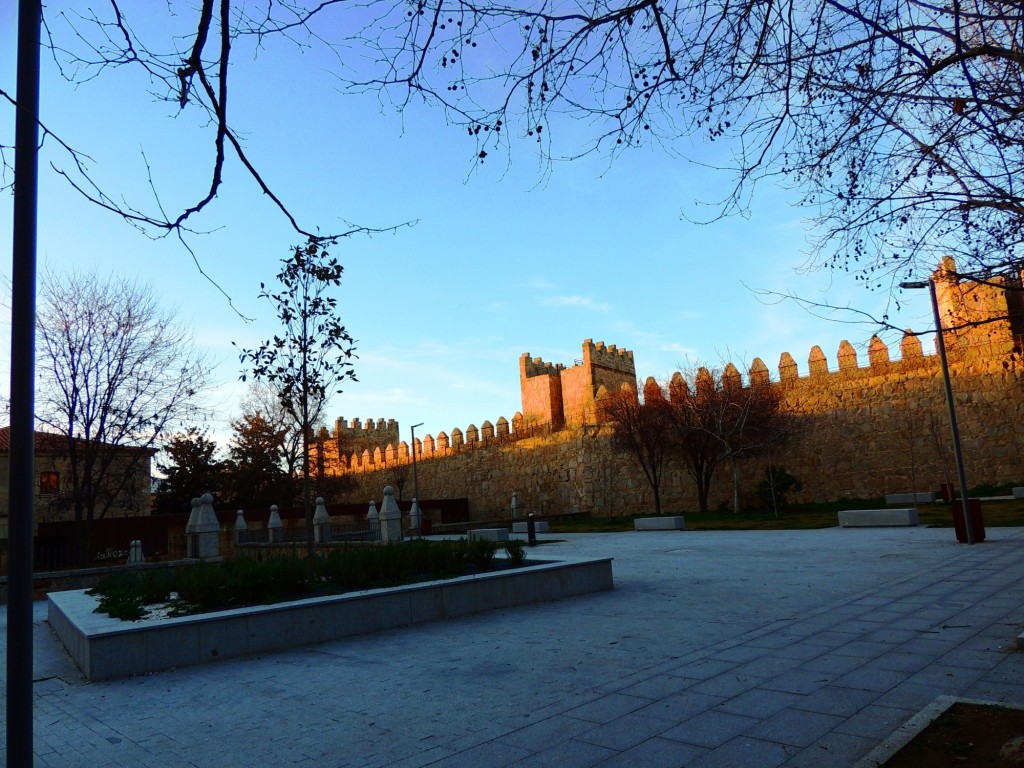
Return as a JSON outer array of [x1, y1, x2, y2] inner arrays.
[[302, 429, 313, 561], [731, 458, 741, 514]]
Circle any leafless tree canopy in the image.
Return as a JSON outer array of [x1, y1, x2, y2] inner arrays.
[[36, 271, 208, 551], [344, 0, 1024, 290], [600, 379, 674, 515], [16, 1, 1023, 291], [668, 366, 791, 513]]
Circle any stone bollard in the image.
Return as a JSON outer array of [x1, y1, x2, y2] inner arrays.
[[192, 493, 221, 559], [235, 509, 247, 544], [367, 500, 380, 540], [128, 540, 145, 564], [186, 497, 200, 558], [379, 486, 403, 543], [511, 491, 522, 519], [313, 496, 331, 543], [409, 498, 421, 536], [268, 504, 283, 544]]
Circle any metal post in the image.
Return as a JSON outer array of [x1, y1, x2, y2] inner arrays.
[[9, 0, 42, 764], [927, 279, 975, 544], [901, 278, 975, 544], [410, 422, 423, 532]]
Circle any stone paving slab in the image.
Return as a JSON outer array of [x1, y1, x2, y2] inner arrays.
[[3, 526, 1024, 767]]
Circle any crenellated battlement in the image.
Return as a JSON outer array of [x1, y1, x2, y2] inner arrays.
[[520, 353, 565, 379], [583, 338, 635, 374], [317, 411, 528, 476], [318, 416, 401, 458]]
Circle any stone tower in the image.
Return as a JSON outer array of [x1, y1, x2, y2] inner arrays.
[[519, 339, 636, 429]]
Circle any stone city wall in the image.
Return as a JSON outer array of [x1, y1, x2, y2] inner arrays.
[[315, 262, 1024, 518], [317, 331, 1024, 519]]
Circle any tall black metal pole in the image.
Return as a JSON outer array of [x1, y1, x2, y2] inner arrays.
[[928, 279, 975, 544], [8, 0, 42, 764]]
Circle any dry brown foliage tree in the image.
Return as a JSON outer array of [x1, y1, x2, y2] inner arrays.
[[668, 366, 793, 513], [600, 378, 675, 516]]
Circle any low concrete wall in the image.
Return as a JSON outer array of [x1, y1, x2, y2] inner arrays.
[[634, 516, 685, 531], [838, 509, 919, 527], [48, 555, 614, 681]]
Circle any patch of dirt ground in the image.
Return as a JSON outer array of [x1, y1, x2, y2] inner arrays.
[[882, 702, 1024, 767]]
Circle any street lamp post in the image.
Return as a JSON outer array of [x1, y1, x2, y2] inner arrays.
[[900, 279, 976, 544]]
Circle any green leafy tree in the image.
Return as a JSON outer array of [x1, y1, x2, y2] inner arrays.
[[223, 412, 295, 512], [237, 238, 357, 558], [154, 428, 225, 515]]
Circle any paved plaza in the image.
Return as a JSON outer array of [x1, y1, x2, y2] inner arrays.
[[3, 526, 1024, 767]]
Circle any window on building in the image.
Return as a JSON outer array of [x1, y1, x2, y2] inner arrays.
[[39, 471, 59, 495]]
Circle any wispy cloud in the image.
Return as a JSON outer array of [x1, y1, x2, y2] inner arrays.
[[542, 295, 612, 312], [658, 341, 698, 356]]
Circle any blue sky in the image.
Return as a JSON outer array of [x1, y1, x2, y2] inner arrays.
[[1, 3, 936, 449]]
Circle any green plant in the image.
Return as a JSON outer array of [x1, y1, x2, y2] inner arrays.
[[90, 572, 147, 621], [504, 540, 526, 566], [170, 561, 227, 614], [89, 538, 533, 621], [138, 569, 175, 604], [468, 538, 497, 569], [428, 539, 465, 576], [757, 466, 801, 515]]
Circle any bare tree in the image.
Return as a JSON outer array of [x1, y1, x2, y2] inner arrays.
[[36, 270, 208, 561], [600, 378, 675, 516], [715, 367, 793, 513], [667, 369, 731, 514], [665, 366, 789, 513]]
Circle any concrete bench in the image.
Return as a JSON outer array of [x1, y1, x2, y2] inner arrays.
[[512, 521, 549, 534], [885, 492, 936, 504], [838, 509, 919, 527], [634, 516, 685, 531], [468, 528, 509, 542], [1013, 487, 1024, 499]]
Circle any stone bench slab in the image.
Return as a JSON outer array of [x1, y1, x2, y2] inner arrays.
[[469, 528, 509, 542], [838, 509, 919, 527], [885, 492, 936, 504], [634, 516, 685, 531], [512, 521, 549, 534]]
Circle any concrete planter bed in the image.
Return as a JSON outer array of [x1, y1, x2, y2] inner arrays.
[[48, 555, 614, 681]]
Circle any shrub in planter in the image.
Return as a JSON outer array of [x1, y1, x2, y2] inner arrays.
[[468, 538, 497, 569], [504, 540, 526, 566]]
